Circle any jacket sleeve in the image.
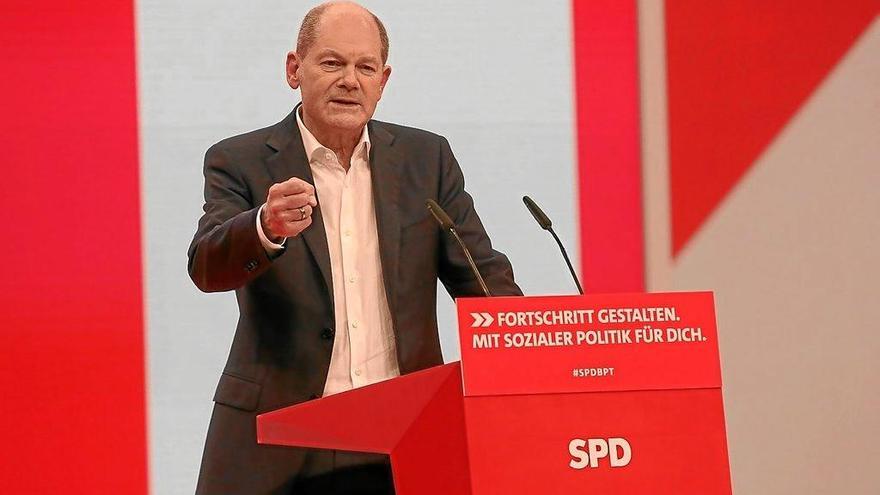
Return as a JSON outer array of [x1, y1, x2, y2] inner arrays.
[[435, 136, 522, 298], [187, 144, 277, 292]]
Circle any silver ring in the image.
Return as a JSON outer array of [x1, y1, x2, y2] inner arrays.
[[298, 206, 306, 221]]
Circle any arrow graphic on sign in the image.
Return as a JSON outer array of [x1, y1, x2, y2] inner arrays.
[[470, 312, 494, 328]]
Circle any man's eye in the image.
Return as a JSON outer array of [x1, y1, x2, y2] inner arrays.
[[321, 60, 341, 68], [359, 65, 376, 74]]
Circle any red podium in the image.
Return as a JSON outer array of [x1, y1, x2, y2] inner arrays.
[[257, 292, 732, 494]]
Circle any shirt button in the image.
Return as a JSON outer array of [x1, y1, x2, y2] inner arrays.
[[354, 369, 362, 376], [351, 321, 358, 329], [348, 276, 356, 283], [344, 230, 351, 237], [324, 151, 333, 161]]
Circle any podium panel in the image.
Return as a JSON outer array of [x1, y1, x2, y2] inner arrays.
[[258, 292, 732, 494], [464, 390, 729, 493]]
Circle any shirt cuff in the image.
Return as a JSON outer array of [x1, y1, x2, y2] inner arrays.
[[257, 203, 287, 253]]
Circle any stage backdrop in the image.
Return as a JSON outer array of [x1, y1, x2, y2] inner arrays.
[[639, 2, 880, 494], [0, 1, 877, 494]]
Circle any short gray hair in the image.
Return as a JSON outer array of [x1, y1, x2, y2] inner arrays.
[[296, 2, 390, 63]]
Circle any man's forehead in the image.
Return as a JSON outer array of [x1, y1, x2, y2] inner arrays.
[[310, 11, 383, 59]]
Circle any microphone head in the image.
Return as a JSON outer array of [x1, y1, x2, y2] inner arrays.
[[426, 199, 455, 230], [523, 195, 552, 230]]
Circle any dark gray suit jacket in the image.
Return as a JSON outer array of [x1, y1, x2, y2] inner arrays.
[[189, 109, 520, 494]]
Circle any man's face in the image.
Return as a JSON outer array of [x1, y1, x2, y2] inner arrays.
[[287, 7, 391, 137]]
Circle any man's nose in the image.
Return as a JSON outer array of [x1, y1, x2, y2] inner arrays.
[[337, 66, 359, 90]]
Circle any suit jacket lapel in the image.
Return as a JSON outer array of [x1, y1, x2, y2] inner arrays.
[[265, 110, 334, 300], [368, 122, 403, 314]]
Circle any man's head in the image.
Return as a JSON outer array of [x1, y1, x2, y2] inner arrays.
[[286, 2, 391, 141]]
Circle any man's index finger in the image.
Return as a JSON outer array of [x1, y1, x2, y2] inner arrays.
[[280, 177, 313, 195]]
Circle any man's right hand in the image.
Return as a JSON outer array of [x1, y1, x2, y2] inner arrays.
[[261, 177, 318, 242]]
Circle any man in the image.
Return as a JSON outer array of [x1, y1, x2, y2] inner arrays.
[[189, 2, 520, 493]]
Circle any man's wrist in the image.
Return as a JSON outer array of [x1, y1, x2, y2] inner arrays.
[[257, 204, 287, 252], [260, 206, 284, 243]]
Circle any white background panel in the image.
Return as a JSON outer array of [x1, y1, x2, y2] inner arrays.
[[137, 1, 577, 492]]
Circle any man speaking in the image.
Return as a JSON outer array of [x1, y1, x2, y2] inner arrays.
[[188, 1, 520, 493]]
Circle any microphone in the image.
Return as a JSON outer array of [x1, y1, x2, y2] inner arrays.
[[425, 199, 492, 297], [522, 196, 584, 295]]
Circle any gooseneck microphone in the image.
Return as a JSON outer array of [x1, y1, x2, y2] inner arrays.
[[425, 199, 492, 297], [522, 196, 584, 295]]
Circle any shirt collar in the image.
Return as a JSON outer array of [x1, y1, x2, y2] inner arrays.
[[295, 105, 371, 164]]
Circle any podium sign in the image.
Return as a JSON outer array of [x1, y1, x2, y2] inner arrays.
[[458, 291, 721, 396], [456, 292, 731, 493]]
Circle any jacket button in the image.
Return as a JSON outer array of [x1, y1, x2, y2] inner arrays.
[[320, 327, 334, 340], [309, 393, 321, 401]]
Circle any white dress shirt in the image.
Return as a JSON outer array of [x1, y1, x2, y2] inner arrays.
[[257, 110, 400, 397]]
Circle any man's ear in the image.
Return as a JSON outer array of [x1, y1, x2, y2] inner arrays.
[[378, 64, 392, 99], [286, 51, 302, 90]]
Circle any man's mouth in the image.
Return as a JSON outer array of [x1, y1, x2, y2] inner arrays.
[[329, 99, 360, 106]]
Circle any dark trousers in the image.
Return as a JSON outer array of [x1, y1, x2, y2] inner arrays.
[[288, 450, 395, 495]]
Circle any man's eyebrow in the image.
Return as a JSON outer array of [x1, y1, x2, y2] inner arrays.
[[357, 55, 381, 65], [314, 49, 380, 64], [315, 48, 344, 59]]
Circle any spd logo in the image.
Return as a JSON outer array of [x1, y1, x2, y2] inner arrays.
[[568, 437, 632, 469]]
